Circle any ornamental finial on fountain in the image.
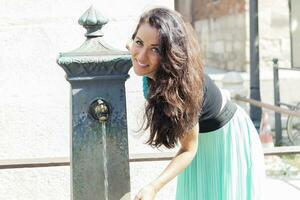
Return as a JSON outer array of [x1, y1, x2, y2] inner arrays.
[[78, 6, 109, 37]]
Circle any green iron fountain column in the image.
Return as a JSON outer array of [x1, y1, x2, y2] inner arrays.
[[57, 6, 132, 200]]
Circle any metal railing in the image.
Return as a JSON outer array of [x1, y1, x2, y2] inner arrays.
[[273, 58, 300, 145], [235, 95, 300, 118]]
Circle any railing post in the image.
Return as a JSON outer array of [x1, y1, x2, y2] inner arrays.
[[273, 58, 282, 146], [57, 6, 132, 200]]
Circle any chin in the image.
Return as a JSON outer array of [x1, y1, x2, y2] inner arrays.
[[133, 65, 146, 76]]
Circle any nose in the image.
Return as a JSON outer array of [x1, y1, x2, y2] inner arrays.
[[136, 48, 148, 63]]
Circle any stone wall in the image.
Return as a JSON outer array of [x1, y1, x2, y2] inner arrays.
[[175, 0, 193, 22], [194, 12, 247, 71], [189, 0, 291, 71], [192, 0, 245, 21], [257, 0, 291, 69]]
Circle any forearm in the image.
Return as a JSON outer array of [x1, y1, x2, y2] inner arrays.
[[144, 123, 199, 196], [149, 147, 197, 193]]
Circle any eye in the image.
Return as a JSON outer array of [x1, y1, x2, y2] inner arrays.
[[135, 40, 143, 46], [151, 47, 160, 54]]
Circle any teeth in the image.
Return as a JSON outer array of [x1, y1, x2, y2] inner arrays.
[[137, 60, 148, 67]]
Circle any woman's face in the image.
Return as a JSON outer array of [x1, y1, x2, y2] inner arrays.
[[130, 23, 161, 79]]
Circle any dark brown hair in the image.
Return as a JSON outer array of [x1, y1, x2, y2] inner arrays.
[[132, 7, 204, 148]]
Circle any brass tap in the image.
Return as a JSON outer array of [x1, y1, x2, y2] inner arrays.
[[89, 99, 109, 123]]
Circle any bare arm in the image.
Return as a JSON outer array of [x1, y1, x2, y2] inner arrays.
[[150, 123, 199, 192], [134, 123, 199, 199]]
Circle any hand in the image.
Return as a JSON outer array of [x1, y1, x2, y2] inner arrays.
[[134, 184, 156, 200]]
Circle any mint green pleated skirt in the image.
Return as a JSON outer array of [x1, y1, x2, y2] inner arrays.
[[176, 106, 265, 200]]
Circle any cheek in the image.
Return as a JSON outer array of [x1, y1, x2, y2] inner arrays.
[[130, 46, 138, 57], [151, 56, 160, 67]]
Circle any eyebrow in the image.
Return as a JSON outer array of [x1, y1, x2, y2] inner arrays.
[[136, 36, 159, 47]]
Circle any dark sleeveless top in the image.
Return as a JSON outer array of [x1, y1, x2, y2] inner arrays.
[[199, 74, 222, 125], [142, 74, 236, 133], [199, 74, 237, 133]]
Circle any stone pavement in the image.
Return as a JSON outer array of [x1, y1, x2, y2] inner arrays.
[[264, 176, 300, 200], [129, 156, 300, 200], [263, 155, 300, 200]]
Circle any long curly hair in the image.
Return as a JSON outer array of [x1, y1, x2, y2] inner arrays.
[[132, 7, 204, 149]]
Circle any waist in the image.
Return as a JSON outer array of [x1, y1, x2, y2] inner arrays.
[[199, 100, 237, 133]]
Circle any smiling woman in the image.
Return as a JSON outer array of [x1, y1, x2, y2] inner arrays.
[[130, 23, 161, 79], [128, 7, 265, 200]]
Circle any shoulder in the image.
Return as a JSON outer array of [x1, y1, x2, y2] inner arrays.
[[142, 76, 149, 99]]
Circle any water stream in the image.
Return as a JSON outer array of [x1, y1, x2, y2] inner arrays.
[[101, 123, 109, 200]]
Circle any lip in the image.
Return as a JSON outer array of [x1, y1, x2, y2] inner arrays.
[[135, 59, 149, 67]]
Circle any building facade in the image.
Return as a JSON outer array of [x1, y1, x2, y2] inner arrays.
[[175, 0, 291, 72]]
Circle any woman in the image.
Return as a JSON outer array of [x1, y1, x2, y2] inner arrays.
[[127, 7, 265, 200]]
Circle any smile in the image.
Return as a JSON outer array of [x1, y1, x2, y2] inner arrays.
[[136, 59, 149, 67]]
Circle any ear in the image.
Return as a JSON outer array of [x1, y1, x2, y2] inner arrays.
[[126, 39, 133, 51]]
